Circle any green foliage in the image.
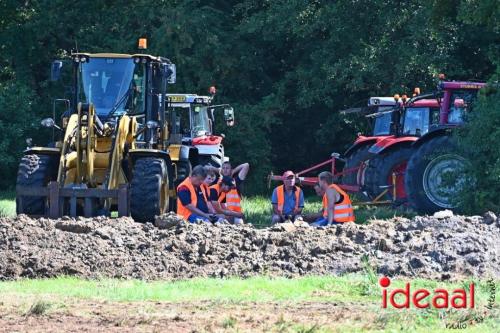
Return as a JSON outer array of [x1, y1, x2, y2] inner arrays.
[[457, 88, 500, 213], [0, 0, 498, 197], [0, 79, 39, 189]]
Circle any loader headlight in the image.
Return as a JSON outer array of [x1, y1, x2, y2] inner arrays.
[[41, 118, 55, 128], [146, 121, 159, 129]]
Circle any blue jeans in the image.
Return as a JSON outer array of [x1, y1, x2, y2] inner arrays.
[[311, 217, 342, 227], [187, 214, 211, 223]]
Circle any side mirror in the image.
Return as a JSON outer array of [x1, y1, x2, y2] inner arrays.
[[224, 106, 235, 126], [165, 64, 176, 84], [41, 118, 55, 128], [50, 61, 63, 81]]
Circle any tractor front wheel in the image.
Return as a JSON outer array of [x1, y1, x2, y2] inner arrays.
[[341, 145, 371, 199], [364, 146, 413, 202], [405, 136, 466, 214], [130, 158, 170, 222], [16, 154, 58, 215]]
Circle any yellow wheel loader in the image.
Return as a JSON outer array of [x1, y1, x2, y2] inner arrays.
[[16, 41, 178, 222]]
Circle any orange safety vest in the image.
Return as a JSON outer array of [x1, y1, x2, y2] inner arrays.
[[209, 183, 226, 203], [201, 183, 211, 201], [275, 185, 302, 214], [176, 177, 208, 220], [216, 179, 242, 213], [322, 184, 355, 222]]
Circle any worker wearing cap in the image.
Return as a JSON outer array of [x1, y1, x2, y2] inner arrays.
[[271, 171, 304, 224], [311, 171, 355, 226], [209, 176, 245, 224]]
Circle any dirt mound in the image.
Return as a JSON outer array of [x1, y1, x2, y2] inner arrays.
[[0, 211, 499, 280]]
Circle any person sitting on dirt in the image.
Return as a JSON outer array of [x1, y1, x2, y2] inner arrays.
[[209, 176, 245, 224], [203, 168, 218, 214], [219, 161, 249, 214], [177, 165, 217, 223], [311, 171, 355, 226], [204, 165, 220, 186], [271, 171, 304, 224], [303, 182, 325, 223]]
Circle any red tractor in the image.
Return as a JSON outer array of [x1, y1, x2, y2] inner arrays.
[[341, 93, 440, 203], [362, 97, 441, 203], [404, 80, 486, 213]]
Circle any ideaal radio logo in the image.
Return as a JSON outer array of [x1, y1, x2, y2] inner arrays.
[[379, 277, 496, 329]]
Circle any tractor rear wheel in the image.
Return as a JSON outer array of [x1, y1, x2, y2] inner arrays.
[[16, 154, 58, 215], [364, 146, 413, 202], [405, 136, 465, 214], [341, 145, 371, 198], [130, 158, 170, 222]]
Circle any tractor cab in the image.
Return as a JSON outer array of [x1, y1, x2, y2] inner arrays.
[[437, 80, 485, 125], [368, 97, 398, 136], [166, 92, 235, 167], [401, 99, 440, 136]]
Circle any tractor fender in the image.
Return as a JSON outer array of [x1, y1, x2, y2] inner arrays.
[[344, 137, 377, 157], [410, 127, 453, 150], [24, 147, 61, 156], [369, 136, 418, 155]]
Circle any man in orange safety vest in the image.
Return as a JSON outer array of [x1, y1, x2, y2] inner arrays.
[[311, 171, 355, 226], [271, 170, 304, 223]]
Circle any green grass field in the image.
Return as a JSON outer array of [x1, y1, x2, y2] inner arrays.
[[0, 274, 498, 332], [0, 192, 414, 226], [0, 191, 15, 217], [241, 195, 414, 227]]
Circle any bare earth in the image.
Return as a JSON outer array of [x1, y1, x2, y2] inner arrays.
[[0, 298, 379, 333], [1, 211, 499, 281]]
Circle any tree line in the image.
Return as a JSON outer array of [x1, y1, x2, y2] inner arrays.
[[0, 0, 498, 211]]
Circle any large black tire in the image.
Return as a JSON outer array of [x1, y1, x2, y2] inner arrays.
[[341, 145, 371, 199], [16, 154, 58, 215], [364, 146, 413, 202], [130, 158, 170, 222], [405, 136, 465, 214], [174, 160, 192, 187]]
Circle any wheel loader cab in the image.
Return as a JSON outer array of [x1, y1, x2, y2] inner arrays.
[[17, 49, 178, 222]]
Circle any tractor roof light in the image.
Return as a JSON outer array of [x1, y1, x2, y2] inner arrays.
[[138, 38, 147, 50]]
